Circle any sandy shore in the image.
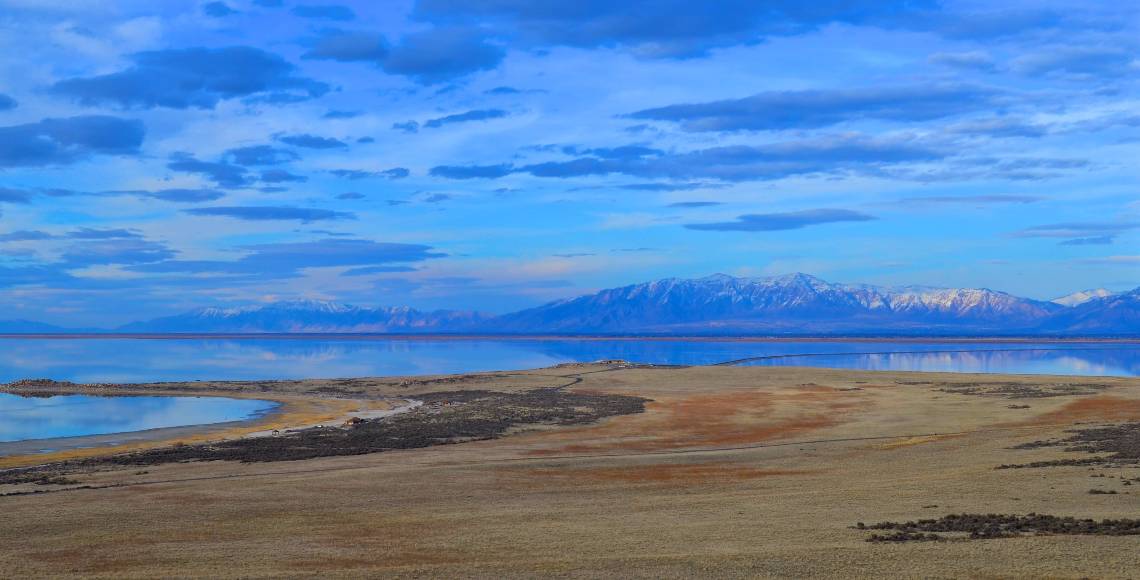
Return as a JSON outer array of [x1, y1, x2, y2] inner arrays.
[[0, 418, 270, 457]]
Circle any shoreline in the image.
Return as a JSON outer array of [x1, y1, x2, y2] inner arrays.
[[0, 418, 264, 457], [0, 389, 402, 468]]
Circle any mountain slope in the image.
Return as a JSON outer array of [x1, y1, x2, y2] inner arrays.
[[0, 319, 70, 333], [1043, 289, 1140, 335], [490, 273, 1063, 334], [119, 300, 491, 333], [1052, 289, 1115, 307]]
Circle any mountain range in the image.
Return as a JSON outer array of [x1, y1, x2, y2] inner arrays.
[[2, 274, 1136, 336]]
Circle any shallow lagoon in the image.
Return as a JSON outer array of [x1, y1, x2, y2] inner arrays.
[[0, 393, 277, 443], [0, 337, 1137, 383]]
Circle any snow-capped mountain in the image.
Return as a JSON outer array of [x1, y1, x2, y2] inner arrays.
[[119, 300, 491, 333], [1051, 288, 1116, 307], [490, 273, 1063, 334], [1042, 288, 1140, 335], [37, 274, 1139, 335]]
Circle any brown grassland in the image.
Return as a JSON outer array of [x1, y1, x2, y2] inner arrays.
[[3, 363, 1140, 578]]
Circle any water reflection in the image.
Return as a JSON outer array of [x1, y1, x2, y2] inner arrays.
[[0, 393, 277, 442], [737, 347, 1140, 376], [0, 338, 1136, 383]]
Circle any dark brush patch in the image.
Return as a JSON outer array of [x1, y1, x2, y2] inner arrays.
[[936, 381, 1112, 399], [1001, 422, 1140, 469], [858, 513, 1140, 542]]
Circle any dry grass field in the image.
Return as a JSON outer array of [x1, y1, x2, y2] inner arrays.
[[3, 363, 1140, 578]]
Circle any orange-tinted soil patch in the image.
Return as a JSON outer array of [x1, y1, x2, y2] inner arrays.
[[1015, 396, 1140, 426], [528, 386, 867, 455], [524, 462, 809, 485]]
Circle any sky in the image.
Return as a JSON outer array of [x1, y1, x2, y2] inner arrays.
[[0, 0, 1137, 327]]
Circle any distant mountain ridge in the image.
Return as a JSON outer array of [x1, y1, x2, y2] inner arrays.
[[7, 274, 1138, 336], [490, 273, 1066, 334], [118, 300, 492, 333], [0, 319, 70, 333]]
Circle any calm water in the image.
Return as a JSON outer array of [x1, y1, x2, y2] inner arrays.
[[0, 337, 1137, 382], [0, 393, 277, 443]]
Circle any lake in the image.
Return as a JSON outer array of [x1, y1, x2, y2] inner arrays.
[[0, 337, 1137, 383], [0, 393, 277, 443]]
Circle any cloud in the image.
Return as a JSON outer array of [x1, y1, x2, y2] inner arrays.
[[520, 135, 942, 181], [1012, 47, 1136, 78], [0, 188, 33, 204], [259, 169, 307, 183], [927, 9, 1083, 40], [946, 118, 1048, 138], [434, 136, 943, 181], [902, 156, 1089, 182], [303, 31, 388, 62], [0, 230, 53, 242], [382, 27, 505, 84], [336, 192, 365, 200], [423, 193, 451, 203], [0, 94, 16, 110], [304, 26, 503, 83], [566, 145, 664, 159], [128, 188, 226, 203], [291, 4, 355, 21], [224, 145, 299, 166], [0, 264, 78, 288], [59, 238, 175, 267], [329, 169, 373, 180], [253, 0, 282, 6], [203, 2, 237, 17], [430, 164, 515, 179], [167, 154, 249, 188], [685, 209, 877, 231], [898, 194, 1041, 205], [423, 108, 508, 128], [323, 110, 361, 119], [928, 50, 996, 71], [1060, 236, 1116, 246], [392, 121, 420, 133], [0, 116, 144, 167], [277, 134, 348, 149], [183, 206, 355, 222], [629, 84, 1001, 131], [668, 201, 723, 208], [328, 167, 410, 181], [413, 0, 938, 58], [1013, 222, 1136, 239], [622, 182, 723, 191], [131, 238, 444, 278], [1077, 255, 1140, 265], [485, 86, 520, 95], [342, 265, 419, 276], [66, 228, 141, 239], [51, 47, 328, 109]]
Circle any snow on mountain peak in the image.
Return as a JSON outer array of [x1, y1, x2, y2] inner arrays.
[[1052, 289, 1115, 307]]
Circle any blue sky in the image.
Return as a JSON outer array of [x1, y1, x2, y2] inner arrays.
[[0, 0, 1137, 327]]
